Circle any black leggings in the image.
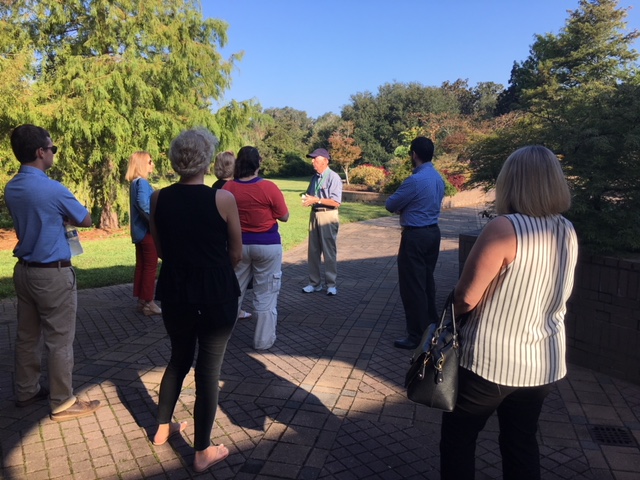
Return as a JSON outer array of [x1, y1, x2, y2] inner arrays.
[[157, 301, 237, 451]]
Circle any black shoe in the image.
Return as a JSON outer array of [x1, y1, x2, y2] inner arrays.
[[394, 338, 419, 350], [15, 386, 49, 407]]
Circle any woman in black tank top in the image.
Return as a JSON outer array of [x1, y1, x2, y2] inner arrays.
[[149, 129, 242, 473]]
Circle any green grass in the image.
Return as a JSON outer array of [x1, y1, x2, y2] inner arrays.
[[0, 177, 391, 299]]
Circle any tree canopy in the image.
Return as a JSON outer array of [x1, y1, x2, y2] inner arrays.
[[0, 0, 248, 227], [472, 0, 640, 252]]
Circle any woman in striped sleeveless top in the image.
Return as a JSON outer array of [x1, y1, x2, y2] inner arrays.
[[440, 146, 578, 480]]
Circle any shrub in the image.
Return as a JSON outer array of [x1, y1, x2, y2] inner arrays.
[[349, 164, 387, 191]]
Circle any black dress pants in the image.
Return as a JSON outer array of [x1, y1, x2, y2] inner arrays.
[[440, 367, 553, 480], [397, 226, 441, 342]]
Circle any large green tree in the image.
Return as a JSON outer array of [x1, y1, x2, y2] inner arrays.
[[471, 0, 640, 252], [256, 107, 313, 175], [0, 0, 243, 228]]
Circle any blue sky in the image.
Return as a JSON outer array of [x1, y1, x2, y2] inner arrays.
[[203, 0, 640, 119]]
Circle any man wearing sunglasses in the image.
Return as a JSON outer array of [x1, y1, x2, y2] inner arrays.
[[5, 124, 100, 421]]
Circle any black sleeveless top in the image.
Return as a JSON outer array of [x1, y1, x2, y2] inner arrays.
[[154, 184, 240, 304]]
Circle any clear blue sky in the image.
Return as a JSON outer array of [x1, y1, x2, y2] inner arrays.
[[203, 0, 640, 119]]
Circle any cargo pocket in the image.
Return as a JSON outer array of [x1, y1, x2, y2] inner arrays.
[[269, 271, 282, 293]]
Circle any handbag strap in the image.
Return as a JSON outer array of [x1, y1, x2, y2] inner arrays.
[[433, 290, 457, 345]]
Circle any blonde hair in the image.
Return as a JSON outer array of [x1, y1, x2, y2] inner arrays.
[[495, 145, 571, 217], [214, 151, 236, 180], [125, 151, 152, 182]]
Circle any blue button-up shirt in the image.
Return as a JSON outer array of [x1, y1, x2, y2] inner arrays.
[[385, 162, 445, 227], [5, 166, 90, 263]]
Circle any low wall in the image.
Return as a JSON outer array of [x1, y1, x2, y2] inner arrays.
[[459, 232, 640, 385], [343, 187, 495, 209], [342, 190, 389, 205]]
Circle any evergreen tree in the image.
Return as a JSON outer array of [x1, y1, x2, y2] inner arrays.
[[0, 0, 243, 228]]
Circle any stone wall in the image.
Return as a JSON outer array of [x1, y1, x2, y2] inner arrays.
[[342, 187, 495, 209], [459, 233, 640, 385]]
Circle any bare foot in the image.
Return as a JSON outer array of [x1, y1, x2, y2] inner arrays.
[[193, 444, 229, 472], [152, 421, 187, 445]]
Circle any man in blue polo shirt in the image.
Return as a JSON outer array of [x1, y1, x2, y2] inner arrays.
[[386, 137, 445, 349], [5, 124, 100, 421]]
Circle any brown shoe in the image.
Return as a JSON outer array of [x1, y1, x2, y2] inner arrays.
[[16, 386, 49, 407], [50, 399, 101, 422], [142, 301, 162, 316]]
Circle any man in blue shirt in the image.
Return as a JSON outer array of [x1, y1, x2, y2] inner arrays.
[[5, 124, 100, 421], [386, 137, 445, 349], [301, 148, 342, 296]]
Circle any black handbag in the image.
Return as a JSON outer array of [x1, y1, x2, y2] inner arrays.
[[404, 291, 460, 411]]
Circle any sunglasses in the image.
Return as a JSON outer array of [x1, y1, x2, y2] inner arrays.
[[42, 145, 58, 154]]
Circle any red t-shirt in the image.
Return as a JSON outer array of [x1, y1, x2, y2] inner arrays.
[[222, 178, 288, 233]]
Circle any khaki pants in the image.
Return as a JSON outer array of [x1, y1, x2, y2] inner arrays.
[[13, 263, 78, 413], [307, 209, 339, 288]]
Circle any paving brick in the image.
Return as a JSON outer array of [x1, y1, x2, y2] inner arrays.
[[1, 208, 640, 479]]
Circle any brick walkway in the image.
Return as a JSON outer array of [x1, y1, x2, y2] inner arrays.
[[1, 206, 639, 479]]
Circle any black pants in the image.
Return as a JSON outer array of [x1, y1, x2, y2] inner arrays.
[[397, 226, 441, 342], [440, 368, 553, 480], [157, 301, 237, 451]]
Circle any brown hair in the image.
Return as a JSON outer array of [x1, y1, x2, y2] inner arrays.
[[495, 145, 571, 217]]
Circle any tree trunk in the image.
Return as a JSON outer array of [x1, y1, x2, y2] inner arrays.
[[99, 203, 119, 231]]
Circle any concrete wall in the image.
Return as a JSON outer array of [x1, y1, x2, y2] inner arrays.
[[459, 233, 640, 385]]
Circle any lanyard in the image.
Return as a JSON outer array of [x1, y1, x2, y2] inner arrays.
[[314, 173, 325, 197]]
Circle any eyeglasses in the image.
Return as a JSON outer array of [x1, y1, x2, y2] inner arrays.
[[42, 145, 58, 154]]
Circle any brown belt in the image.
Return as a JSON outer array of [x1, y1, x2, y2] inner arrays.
[[18, 259, 72, 268]]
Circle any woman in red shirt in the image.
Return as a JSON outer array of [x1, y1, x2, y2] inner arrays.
[[223, 146, 289, 349]]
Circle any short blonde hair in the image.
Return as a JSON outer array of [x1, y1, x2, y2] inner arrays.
[[214, 151, 236, 180], [169, 128, 218, 178], [125, 151, 151, 182], [495, 145, 571, 217]]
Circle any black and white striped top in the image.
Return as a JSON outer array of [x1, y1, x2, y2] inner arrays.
[[459, 213, 578, 387]]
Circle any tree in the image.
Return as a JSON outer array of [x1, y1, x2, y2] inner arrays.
[[342, 82, 459, 166], [471, 0, 640, 252], [0, 0, 241, 228], [328, 121, 361, 184], [256, 107, 313, 176], [496, 0, 638, 115]]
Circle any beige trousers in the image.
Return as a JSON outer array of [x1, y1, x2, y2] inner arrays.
[[307, 209, 339, 288], [13, 263, 78, 413]]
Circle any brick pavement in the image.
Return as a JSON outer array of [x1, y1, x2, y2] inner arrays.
[[1, 206, 639, 479]]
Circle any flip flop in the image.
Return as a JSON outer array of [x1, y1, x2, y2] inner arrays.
[[238, 311, 252, 319], [152, 421, 188, 446], [193, 444, 229, 472]]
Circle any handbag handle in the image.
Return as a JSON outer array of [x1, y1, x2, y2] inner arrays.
[[433, 290, 457, 345]]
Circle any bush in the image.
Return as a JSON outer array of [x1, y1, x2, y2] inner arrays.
[[349, 164, 387, 191]]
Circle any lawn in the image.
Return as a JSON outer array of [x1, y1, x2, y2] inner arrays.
[[0, 177, 392, 299]]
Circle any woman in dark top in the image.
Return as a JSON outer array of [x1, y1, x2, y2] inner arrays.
[[149, 128, 242, 473]]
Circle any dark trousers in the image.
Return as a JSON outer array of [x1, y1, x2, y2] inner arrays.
[[397, 226, 441, 342], [440, 368, 553, 480], [157, 301, 237, 451], [133, 233, 158, 302]]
